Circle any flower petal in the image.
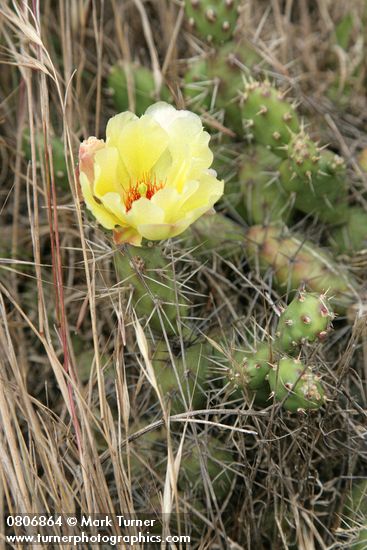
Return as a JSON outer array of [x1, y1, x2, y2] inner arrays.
[[100, 192, 129, 224], [113, 116, 169, 179], [113, 227, 142, 246], [93, 147, 127, 197], [106, 111, 138, 144], [79, 137, 105, 183], [127, 196, 165, 227], [80, 173, 119, 229], [150, 187, 180, 222]]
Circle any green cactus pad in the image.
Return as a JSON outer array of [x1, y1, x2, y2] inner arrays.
[[237, 145, 293, 224], [240, 81, 300, 156], [184, 213, 245, 260], [279, 156, 350, 223], [183, 57, 212, 111], [152, 340, 209, 413], [245, 224, 358, 314], [108, 62, 171, 116], [23, 129, 69, 190], [249, 382, 272, 406], [330, 207, 367, 253], [179, 435, 234, 500], [283, 131, 323, 182], [268, 357, 325, 412], [228, 343, 272, 391], [279, 134, 348, 222], [114, 244, 189, 335], [205, 41, 262, 134], [342, 481, 367, 550], [185, 0, 239, 44], [276, 291, 333, 353]]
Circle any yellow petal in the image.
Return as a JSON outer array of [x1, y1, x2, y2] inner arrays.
[[179, 174, 224, 213], [93, 148, 123, 197], [136, 223, 176, 241], [80, 173, 119, 229], [101, 192, 129, 224], [127, 197, 165, 227], [106, 111, 138, 144], [150, 188, 180, 223], [113, 116, 169, 179]]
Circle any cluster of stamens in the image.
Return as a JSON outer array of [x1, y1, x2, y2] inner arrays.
[[124, 173, 164, 211]]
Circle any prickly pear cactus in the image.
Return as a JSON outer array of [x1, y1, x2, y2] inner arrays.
[[276, 291, 333, 353], [185, 212, 245, 260], [152, 340, 209, 413], [205, 41, 262, 134], [108, 62, 171, 116], [268, 357, 325, 412], [240, 80, 300, 156], [279, 133, 349, 223], [114, 243, 189, 335], [185, 0, 239, 44], [183, 57, 212, 111], [235, 145, 293, 224], [227, 343, 272, 391], [342, 481, 367, 550], [245, 224, 358, 313], [179, 435, 234, 500], [329, 206, 367, 253], [23, 129, 69, 190]]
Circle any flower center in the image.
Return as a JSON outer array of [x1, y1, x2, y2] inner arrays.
[[124, 173, 164, 212]]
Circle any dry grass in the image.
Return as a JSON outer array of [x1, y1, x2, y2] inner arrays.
[[0, 1, 366, 548]]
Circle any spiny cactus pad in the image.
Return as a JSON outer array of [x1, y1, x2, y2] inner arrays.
[[245, 224, 358, 313], [276, 292, 334, 352], [279, 133, 348, 222], [193, 41, 263, 134], [152, 341, 209, 413], [330, 206, 367, 253], [236, 145, 293, 224], [228, 343, 272, 391], [185, 213, 245, 260], [179, 436, 234, 500], [108, 62, 171, 116], [268, 357, 325, 412], [240, 81, 300, 156], [114, 244, 189, 335], [185, 0, 239, 44], [23, 130, 69, 190], [183, 57, 212, 110]]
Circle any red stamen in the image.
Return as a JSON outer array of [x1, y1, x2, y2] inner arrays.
[[124, 173, 164, 211]]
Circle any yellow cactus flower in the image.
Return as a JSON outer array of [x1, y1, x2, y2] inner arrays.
[[78, 102, 224, 246]]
